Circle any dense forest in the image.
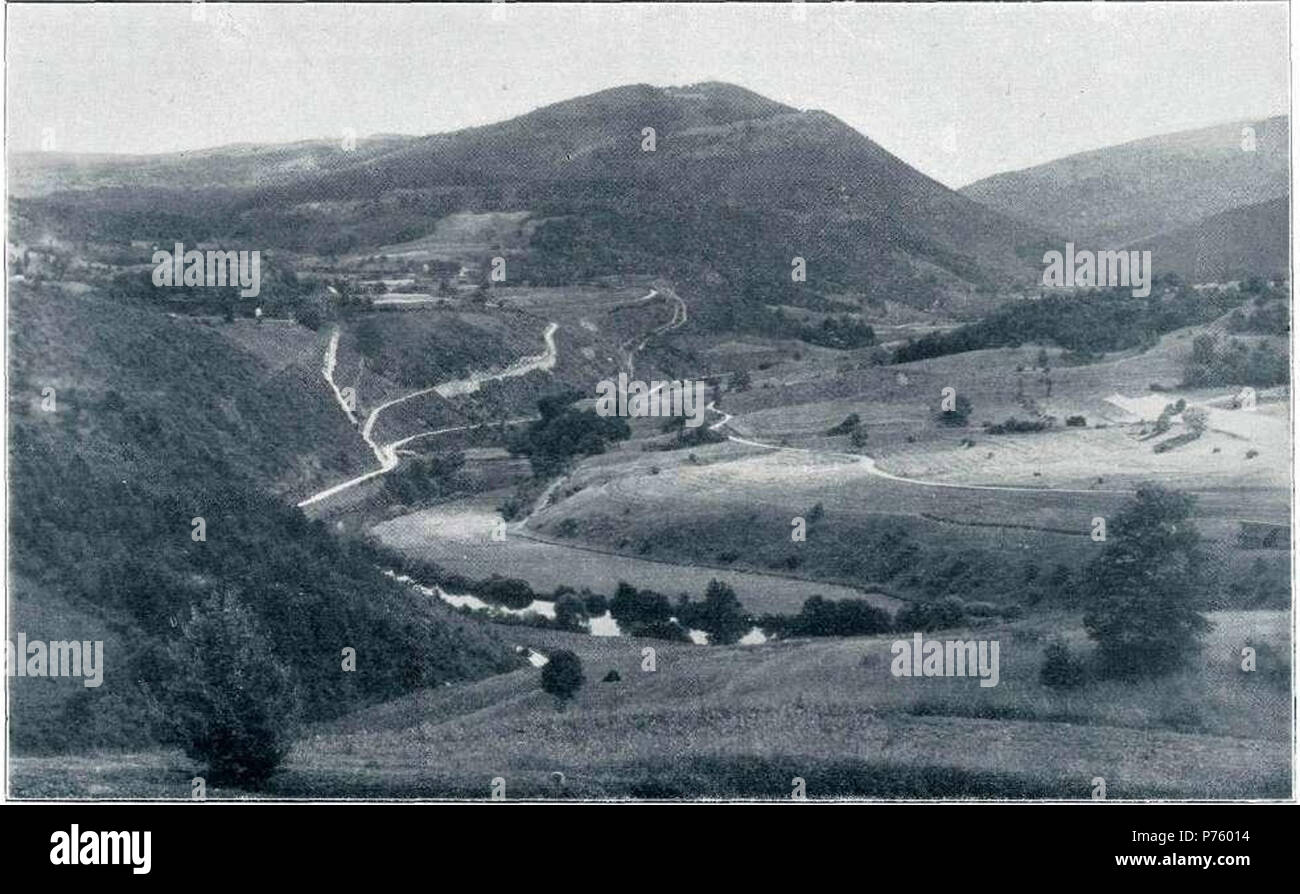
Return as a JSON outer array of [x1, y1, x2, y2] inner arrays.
[[1183, 333, 1289, 387], [892, 280, 1279, 363]]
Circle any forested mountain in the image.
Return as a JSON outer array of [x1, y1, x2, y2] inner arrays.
[[12, 83, 1053, 321]]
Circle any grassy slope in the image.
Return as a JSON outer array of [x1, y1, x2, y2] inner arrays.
[[372, 494, 902, 616], [504, 317, 1287, 609], [13, 610, 1287, 799]]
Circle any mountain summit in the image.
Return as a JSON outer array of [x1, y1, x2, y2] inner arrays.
[[14, 82, 1051, 315]]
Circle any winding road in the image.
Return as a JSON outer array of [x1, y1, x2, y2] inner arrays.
[[706, 402, 1135, 497], [298, 321, 559, 508], [322, 328, 359, 427], [701, 400, 1287, 538], [619, 287, 687, 377]]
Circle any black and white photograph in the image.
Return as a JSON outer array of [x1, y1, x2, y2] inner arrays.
[[2, 0, 1294, 833]]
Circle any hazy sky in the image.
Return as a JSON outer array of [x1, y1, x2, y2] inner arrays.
[[6, 2, 1290, 187]]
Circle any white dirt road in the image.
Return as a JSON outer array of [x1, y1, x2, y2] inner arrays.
[[298, 322, 559, 508]]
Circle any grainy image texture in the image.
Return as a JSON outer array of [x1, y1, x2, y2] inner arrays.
[[4, 2, 1292, 801]]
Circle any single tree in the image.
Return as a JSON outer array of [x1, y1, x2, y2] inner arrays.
[[554, 593, 589, 632], [540, 650, 585, 704], [1040, 638, 1086, 689], [1082, 485, 1212, 677], [159, 592, 300, 787], [693, 579, 751, 645], [827, 413, 861, 436], [582, 591, 609, 617], [937, 393, 973, 426], [1183, 406, 1209, 435]]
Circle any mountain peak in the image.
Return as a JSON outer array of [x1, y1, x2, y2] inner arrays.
[[517, 81, 797, 132]]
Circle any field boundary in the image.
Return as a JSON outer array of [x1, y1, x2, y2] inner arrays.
[[511, 523, 909, 607]]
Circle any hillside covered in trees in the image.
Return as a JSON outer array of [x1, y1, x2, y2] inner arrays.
[[8, 282, 516, 753]]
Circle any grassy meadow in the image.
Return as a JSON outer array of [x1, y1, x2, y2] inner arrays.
[[12, 609, 1288, 800]]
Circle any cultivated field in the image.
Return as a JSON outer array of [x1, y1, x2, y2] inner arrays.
[[372, 496, 902, 615]]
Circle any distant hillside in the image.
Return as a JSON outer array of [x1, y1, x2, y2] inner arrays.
[[11, 82, 1053, 319], [8, 135, 418, 198], [891, 281, 1258, 365], [1142, 196, 1289, 282], [960, 116, 1288, 248]]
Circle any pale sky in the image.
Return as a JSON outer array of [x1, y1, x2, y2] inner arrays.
[[5, 2, 1290, 187]]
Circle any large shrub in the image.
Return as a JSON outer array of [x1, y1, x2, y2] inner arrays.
[[894, 596, 966, 632], [1039, 639, 1086, 689], [475, 576, 537, 610], [936, 394, 973, 427]]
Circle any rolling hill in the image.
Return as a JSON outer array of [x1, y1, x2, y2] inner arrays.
[[960, 116, 1288, 250], [1139, 196, 1289, 281], [6, 80, 1289, 798], [13, 610, 1288, 798], [7, 134, 419, 198]]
